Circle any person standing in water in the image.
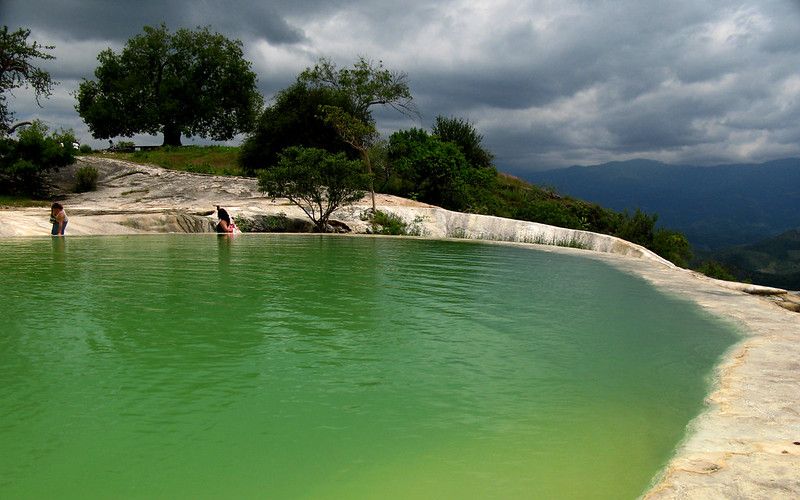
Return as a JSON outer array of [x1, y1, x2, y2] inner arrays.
[[216, 205, 235, 233], [50, 202, 68, 236]]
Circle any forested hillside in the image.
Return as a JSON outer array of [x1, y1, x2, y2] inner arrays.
[[523, 158, 800, 250], [705, 230, 800, 290]]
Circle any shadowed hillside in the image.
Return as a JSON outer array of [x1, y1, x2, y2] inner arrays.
[[707, 229, 800, 291], [523, 158, 800, 251]]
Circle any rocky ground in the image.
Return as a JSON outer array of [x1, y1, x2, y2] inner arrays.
[[2, 156, 799, 498], [0, 155, 426, 236]]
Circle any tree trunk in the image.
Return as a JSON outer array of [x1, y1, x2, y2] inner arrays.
[[162, 124, 182, 147], [362, 150, 376, 213]]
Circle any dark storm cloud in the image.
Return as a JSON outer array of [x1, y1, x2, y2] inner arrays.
[[3, 0, 800, 170], [0, 0, 306, 43]]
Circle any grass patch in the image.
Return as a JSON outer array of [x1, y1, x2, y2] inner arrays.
[[0, 196, 51, 208], [449, 227, 591, 250], [95, 145, 242, 176]]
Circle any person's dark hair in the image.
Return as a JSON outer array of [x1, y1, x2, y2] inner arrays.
[[216, 205, 230, 224], [51, 202, 63, 210]]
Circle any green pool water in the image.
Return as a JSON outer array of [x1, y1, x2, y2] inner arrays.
[[0, 235, 738, 499]]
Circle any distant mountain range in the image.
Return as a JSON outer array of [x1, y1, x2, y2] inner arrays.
[[522, 158, 800, 251]]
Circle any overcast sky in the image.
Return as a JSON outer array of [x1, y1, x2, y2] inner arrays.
[[3, 0, 800, 172]]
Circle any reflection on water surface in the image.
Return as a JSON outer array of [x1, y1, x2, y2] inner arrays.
[[0, 235, 737, 499]]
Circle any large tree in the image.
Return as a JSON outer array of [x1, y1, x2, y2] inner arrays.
[[76, 24, 262, 146], [0, 26, 56, 135], [297, 57, 416, 211]]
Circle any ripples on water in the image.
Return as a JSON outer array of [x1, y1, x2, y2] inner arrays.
[[0, 235, 737, 498]]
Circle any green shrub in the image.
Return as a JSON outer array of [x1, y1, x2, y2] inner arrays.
[[652, 229, 692, 267], [368, 210, 410, 235], [78, 144, 92, 154], [514, 199, 584, 230], [0, 120, 76, 196], [74, 165, 99, 192], [235, 213, 314, 233], [615, 209, 657, 248]]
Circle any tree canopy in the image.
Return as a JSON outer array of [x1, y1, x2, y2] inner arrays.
[[298, 57, 415, 118], [76, 24, 263, 146], [432, 116, 494, 171], [0, 26, 56, 135], [239, 82, 364, 176], [385, 118, 497, 212], [387, 128, 472, 209]]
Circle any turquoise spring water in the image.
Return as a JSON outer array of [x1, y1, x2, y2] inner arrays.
[[0, 235, 738, 498]]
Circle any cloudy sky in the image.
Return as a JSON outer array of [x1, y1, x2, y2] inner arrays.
[[3, 0, 800, 173]]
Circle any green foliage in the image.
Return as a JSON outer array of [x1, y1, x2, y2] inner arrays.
[[387, 128, 497, 212], [243, 56, 413, 176], [1, 26, 56, 133], [0, 195, 51, 207], [367, 210, 413, 235], [76, 24, 263, 146], [0, 120, 75, 195], [696, 260, 738, 282], [449, 172, 692, 266], [319, 104, 379, 150], [432, 115, 494, 171], [78, 144, 92, 154], [616, 209, 658, 248], [239, 82, 363, 175], [234, 213, 314, 233], [514, 198, 586, 229], [652, 229, 692, 267], [384, 117, 497, 214], [181, 162, 238, 176], [258, 147, 368, 231], [101, 145, 241, 176], [74, 165, 98, 192]]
